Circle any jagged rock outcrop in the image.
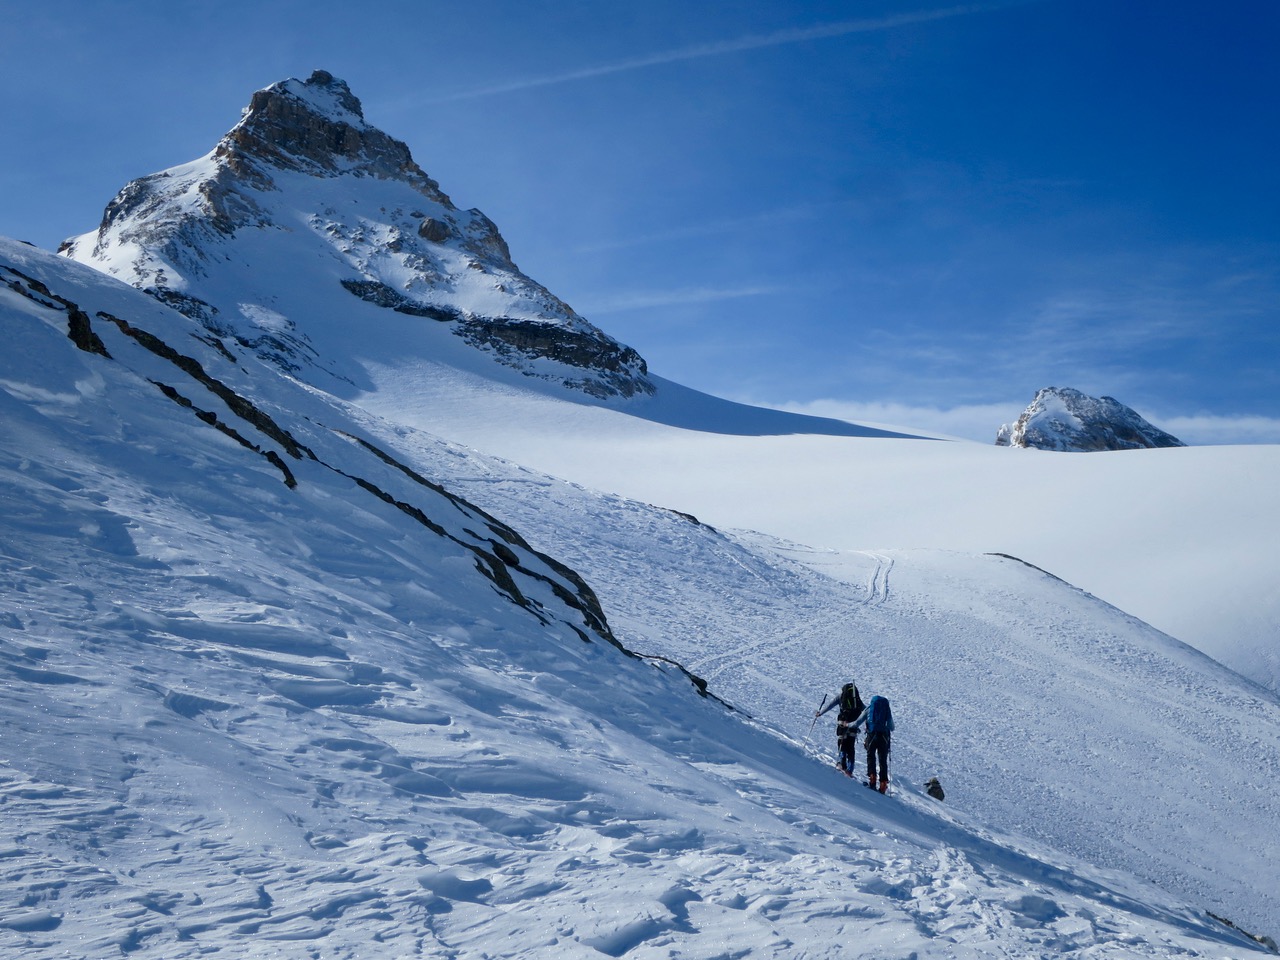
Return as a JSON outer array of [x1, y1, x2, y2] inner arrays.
[[996, 387, 1185, 452], [218, 69, 439, 185], [60, 70, 653, 399]]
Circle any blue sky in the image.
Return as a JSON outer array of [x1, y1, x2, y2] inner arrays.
[[4, 1, 1278, 442]]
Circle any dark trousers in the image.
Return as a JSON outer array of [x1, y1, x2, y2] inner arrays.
[[838, 732, 857, 775], [865, 732, 890, 783]]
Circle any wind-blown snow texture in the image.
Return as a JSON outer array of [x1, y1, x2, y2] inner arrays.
[[5, 69, 1279, 957]]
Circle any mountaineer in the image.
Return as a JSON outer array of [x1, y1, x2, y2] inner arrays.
[[814, 682, 864, 777]]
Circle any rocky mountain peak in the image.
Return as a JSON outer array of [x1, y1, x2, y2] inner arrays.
[[996, 387, 1185, 451], [214, 70, 447, 199], [58, 72, 653, 400]]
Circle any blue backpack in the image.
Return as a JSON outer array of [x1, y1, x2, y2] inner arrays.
[[866, 696, 893, 735]]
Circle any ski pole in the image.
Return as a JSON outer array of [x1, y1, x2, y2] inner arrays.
[[806, 695, 827, 738]]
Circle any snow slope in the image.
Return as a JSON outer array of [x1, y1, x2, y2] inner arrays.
[[356, 396, 1280, 939], [68, 156, 1280, 694], [353, 360, 1280, 697], [5, 237, 1279, 959]]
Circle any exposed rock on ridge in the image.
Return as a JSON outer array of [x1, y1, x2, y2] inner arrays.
[[220, 70, 436, 184], [997, 387, 1186, 451], [60, 70, 653, 399]]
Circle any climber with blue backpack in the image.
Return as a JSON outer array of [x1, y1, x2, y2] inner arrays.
[[848, 694, 895, 792]]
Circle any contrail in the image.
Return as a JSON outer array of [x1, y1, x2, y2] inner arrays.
[[425, 2, 1028, 103]]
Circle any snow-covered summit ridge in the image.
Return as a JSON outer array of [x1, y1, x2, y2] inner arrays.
[[996, 386, 1186, 451], [254, 69, 367, 127], [60, 71, 653, 399]]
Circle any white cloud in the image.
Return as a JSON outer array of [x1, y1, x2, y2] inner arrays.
[[1156, 414, 1280, 446], [580, 285, 785, 314], [759, 398, 1024, 443], [760, 399, 1280, 447]]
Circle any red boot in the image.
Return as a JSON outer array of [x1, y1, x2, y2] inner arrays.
[[878, 777, 889, 794], [867, 776, 878, 790]]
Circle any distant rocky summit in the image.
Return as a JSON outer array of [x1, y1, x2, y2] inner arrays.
[[996, 387, 1186, 452], [60, 70, 652, 399]]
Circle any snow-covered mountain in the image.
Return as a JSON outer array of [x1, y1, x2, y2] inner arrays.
[[55, 72, 1279, 694], [60, 70, 651, 400], [996, 386, 1186, 451], [5, 70, 1280, 956], [5, 236, 1279, 959]]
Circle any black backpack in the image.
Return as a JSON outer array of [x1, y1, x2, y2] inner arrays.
[[837, 683, 864, 722]]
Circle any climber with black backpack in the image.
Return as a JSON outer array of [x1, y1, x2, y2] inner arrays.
[[814, 682, 865, 777], [848, 694, 895, 792]]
